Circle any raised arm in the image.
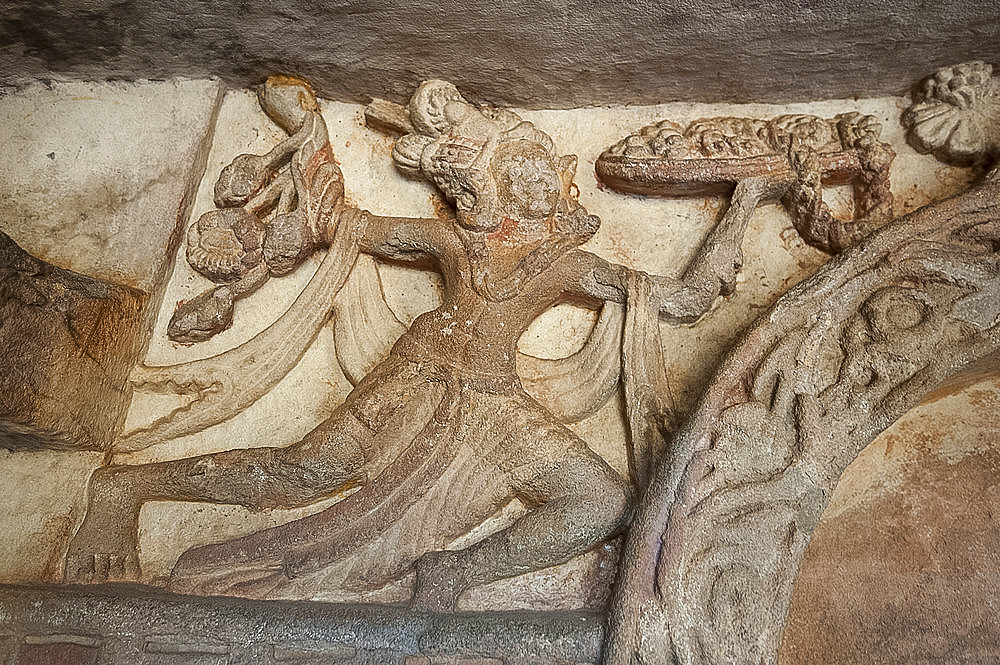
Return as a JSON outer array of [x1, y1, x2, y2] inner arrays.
[[657, 176, 788, 319], [346, 207, 451, 265], [568, 176, 788, 321]]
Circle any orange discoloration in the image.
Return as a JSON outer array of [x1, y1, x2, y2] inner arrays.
[[304, 144, 333, 184], [486, 217, 519, 243], [782, 377, 1000, 665], [430, 194, 454, 221]]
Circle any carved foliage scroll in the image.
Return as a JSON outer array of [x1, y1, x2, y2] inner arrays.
[[605, 171, 1000, 665]]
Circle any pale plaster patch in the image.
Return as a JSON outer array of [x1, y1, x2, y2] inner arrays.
[[0, 78, 224, 292], [0, 450, 103, 582]]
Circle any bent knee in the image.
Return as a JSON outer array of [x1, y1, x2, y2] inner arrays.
[[579, 470, 631, 532], [527, 455, 632, 535]]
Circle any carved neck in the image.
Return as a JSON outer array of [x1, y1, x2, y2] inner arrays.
[[458, 222, 579, 302]]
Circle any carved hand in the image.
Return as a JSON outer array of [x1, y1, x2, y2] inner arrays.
[[167, 285, 236, 343]]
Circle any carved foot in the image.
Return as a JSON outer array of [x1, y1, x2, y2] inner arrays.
[[64, 472, 141, 584], [64, 547, 141, 584], [411, 549, 470, 613]]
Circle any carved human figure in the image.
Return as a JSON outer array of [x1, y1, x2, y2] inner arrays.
[[66, 77, 781, 610]]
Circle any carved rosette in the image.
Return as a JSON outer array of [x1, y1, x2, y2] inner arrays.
[[606, 169, 1000, 664], [903, 61, 1000, 164]]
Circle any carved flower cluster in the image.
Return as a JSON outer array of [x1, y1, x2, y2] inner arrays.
[[603, 114, 849, 161], [903, 61, 1000, 163]]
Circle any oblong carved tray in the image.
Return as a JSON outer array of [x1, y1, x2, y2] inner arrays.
[[595, 149, 865, 196], [595, 113, 885, 197]]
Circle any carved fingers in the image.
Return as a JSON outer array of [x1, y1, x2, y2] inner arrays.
[[735, 172, 796, 202], [786, 143, 823, 190]]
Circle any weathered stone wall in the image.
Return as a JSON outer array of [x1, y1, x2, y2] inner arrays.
[[1, 1, 999, 107], [782, 365, 1000, 664], [0, 232, 146, 451]]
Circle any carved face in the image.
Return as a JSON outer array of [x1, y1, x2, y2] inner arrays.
[[452, 139, 563, 234], [492, 140, 562, 221]]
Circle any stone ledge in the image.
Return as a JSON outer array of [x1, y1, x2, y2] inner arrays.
[[0, 584, 604, 665]]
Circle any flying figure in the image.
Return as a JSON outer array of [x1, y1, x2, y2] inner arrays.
[[66, 76, 783, 610]]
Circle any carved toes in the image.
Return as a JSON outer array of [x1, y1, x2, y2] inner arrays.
[[65, 551, 141, 584]]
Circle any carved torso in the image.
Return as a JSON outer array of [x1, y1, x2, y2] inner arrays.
[[389, 225, 587, 385]]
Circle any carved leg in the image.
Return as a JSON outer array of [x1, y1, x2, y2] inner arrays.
[[412, 443, 630, 612], [65, 411, 370, 583]]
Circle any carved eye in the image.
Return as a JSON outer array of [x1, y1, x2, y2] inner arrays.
[[862, 287, 928, 338]]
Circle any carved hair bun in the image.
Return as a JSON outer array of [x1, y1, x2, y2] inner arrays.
[[408, 79, 463, 138]]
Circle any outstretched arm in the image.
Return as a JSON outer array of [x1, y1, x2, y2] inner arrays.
[[569, 176, 788, 321], [657, 176, 786, 320], [346, 208, 451, 265]]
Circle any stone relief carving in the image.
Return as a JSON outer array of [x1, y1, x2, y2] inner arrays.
[[604, 61, 1000, 665], [64, 75, 783, 613], [903, 61, 1000, 165], [0, 60, 995, 665], [597, 111, 895, 253]]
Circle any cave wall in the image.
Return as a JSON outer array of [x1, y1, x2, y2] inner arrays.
[[2, 1, 1000, 108]]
